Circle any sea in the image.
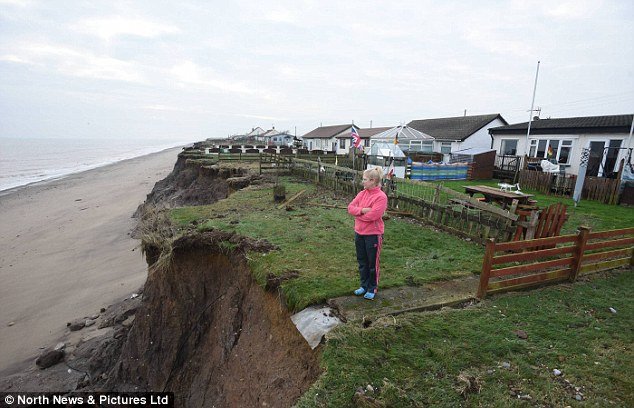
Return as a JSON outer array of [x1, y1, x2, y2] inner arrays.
[[0, 137, 192, 193]]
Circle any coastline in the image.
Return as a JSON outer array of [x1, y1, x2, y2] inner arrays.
[[0, 145, 187, 198], [0, 147, 181, 374]]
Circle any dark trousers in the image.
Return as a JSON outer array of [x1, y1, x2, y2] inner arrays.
[[355, 233, 383, 294]]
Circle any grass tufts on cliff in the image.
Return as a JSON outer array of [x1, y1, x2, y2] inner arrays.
[[138, 206, 179, 274]]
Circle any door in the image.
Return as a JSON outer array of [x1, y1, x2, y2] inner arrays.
[[587, 141, 604, 177]]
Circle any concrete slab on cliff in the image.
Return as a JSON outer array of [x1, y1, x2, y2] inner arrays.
[[328, 276, 478, 322]]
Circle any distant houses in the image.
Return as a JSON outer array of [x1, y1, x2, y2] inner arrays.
[[490, 114, 634, 176], [231, 112, 633, 179], [297, 114, 506, 155]]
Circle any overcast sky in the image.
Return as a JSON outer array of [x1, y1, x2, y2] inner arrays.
[[1, 0, 632, 142]]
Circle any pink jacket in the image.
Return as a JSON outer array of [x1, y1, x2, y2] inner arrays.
[[347, 187, 388, 235]]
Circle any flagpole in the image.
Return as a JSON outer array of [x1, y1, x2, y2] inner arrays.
[[524, 61, 540, 157]]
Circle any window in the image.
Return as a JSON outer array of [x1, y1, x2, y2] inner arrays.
[[529, 138, 573, 164], [364, 139, 370, 147], [422, 141, 433, 153], [340, 139, 346, 149], [536, 140, 547, 158], [440, 142, 452, 154], [559, 140, 572, 164], [500, 139, 518, 155]]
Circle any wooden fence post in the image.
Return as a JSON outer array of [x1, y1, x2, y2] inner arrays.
[[477, 238, 496, 298], [570, 226, 591, 282], [430, 184, 441, 219]]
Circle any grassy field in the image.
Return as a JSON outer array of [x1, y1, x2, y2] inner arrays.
[[170, 178, 483, 311], [295, 270, 633, 407], [438, 179, 634, 235]]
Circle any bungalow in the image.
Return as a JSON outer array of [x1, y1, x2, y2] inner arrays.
[[302, 124, 359, 153], [270, 132, 295, 147], [257, 127, 280, 145], [408, 114, 508, 154], [489, 114, 633, 177], [247, 127, 266, 137]]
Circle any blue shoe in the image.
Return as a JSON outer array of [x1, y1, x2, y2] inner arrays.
[[354, 287, 366, 296], [363, 292, 375, 300]]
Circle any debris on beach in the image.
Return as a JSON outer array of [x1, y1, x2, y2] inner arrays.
[[36, 348, 64, 369], [67, 319, 86, 331]]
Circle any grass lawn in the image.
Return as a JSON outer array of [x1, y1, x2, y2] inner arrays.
[[170, 178, 483, 311], [438, 179, 634, 235], [295, 270, 633, 407]]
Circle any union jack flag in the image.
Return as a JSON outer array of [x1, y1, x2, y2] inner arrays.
[[351, 128, 362, 149]]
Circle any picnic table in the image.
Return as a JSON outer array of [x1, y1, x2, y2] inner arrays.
[[464, 185, 534, 209]]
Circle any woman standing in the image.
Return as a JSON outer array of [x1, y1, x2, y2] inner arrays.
[[347, 167, 388, 300]]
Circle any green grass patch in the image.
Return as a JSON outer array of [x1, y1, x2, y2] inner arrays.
[[170, 178, 482, 311], [295, 271, 634, 407], [438, 179, 634, 234]]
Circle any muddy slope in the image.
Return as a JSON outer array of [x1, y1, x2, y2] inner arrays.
[[107, 232, 320, 407]]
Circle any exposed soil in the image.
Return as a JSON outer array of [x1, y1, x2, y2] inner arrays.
[[106, 233, 319, 406]]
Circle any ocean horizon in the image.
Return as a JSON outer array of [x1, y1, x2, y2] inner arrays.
[[0, 136, 193, 193]]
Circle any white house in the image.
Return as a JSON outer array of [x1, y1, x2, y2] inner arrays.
[[246, 127, 265, 137], [270, 133, 295, 147], [489, 114, 634, 177], [408, 114, 508, 154], [255, 127, 280, 145], [302, 124, 359, 153]]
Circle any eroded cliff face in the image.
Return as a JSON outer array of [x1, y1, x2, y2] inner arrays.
[[107, 233, 320, 407], [135, 154, 261, 216]]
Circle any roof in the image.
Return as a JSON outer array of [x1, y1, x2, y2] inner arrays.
[[407, 114, 507, 141], [372, 125, 434, 142], [489, 114, 634, 135], [302, 124, 356, 139], [357, 127, 392, 138], [261, 128, 280, 137], [246, 127, 265, 136]]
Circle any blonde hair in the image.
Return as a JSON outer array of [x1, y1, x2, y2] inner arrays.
[[364, 167, 383, 185]]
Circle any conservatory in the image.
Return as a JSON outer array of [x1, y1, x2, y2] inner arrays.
[[367, 141, 407, 178]]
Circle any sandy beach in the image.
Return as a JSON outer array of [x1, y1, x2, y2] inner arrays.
[[0, 147, 180, 374]]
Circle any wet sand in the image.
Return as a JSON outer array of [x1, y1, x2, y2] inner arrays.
[[0, 148, 180, 374]]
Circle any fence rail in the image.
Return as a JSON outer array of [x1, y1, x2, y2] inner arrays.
[[478, 227, 633, 298], [287, 157, 521, 243]]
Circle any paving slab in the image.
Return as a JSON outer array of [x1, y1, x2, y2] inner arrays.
[[328, 275, 479, 322]]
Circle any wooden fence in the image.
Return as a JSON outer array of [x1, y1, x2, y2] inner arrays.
[[288, 157, 520, 243], [518, 170, 621, 204], [477, 226, 633, 298]]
